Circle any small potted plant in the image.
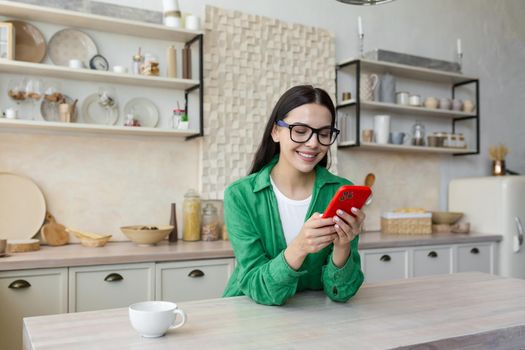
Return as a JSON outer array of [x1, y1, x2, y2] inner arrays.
[[178, 110, 189, 130]]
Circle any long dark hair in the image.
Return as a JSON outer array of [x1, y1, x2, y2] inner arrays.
[[249, 85, 336, 175]]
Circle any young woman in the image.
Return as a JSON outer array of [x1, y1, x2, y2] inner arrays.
[[223, 85, 365, 305]]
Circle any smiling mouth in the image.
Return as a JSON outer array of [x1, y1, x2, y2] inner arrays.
[[297, 151, 318, 160]]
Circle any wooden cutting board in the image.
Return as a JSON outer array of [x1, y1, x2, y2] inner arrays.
[[40, 212, 69, 246], [8, 239, 40, 252]]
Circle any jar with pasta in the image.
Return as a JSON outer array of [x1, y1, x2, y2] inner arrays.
[[182, 189, 201, 241], [201, 203, 220, 241]]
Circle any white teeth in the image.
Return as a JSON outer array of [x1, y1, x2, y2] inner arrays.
[[298, 152, 316, 158]]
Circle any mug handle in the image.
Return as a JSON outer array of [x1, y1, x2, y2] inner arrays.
[[170, 308, 187, 330]]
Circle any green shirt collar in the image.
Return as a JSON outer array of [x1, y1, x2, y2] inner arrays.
[[252, 155, 339, 193]]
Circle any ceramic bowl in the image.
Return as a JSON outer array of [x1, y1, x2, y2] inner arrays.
[[431, 211, 463, 225], [120, 225, 173, 246]]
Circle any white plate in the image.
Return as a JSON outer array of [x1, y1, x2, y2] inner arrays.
[[0, 173, 46, 240], [48, 29, 98, 67], [81, 93, 119, 125], [123, 98, 159, 128]]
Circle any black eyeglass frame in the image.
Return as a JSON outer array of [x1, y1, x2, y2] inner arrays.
[[276, 120, 340, 146]]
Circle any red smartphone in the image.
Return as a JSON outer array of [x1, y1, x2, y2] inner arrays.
[[322, 185, 372, 219]]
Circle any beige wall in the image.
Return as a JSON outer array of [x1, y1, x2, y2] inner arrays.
[[0, 132, 200, 241]]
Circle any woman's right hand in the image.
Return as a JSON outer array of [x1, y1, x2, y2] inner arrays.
[[285, 213, 337, 270]]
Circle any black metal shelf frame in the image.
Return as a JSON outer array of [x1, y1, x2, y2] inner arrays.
[[185, 34, 204, 141], [334, 59, 480, 156]]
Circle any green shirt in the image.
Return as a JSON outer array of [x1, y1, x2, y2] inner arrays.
[[223, 157, 364, 305]]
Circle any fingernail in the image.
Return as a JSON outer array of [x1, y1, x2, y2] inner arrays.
[[334, 216, 340, 222], [351, 207, 358, 213], [335, 224, 340, 229], [337, 209, 344, 215]]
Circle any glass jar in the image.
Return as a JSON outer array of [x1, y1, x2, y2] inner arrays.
[[182, 189, 201, 241], [140, 53, 160, 76], [411, 121, 425, 146], [201, 203, 220, 241]]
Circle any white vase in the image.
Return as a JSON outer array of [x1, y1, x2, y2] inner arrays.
[[373, 115, 390, 144]]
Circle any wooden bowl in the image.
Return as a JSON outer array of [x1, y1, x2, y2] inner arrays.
[[120, 225, 173, 246], [431, 212, 463, 225], [66, 228, 112, 248]]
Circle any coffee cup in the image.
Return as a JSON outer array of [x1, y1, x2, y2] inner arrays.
[[390, 131, 405, 145], [438, 98, 451, 110], [463, 100, 475, 113], [408, 94, 421, 107], [129, 301, 186, 338], [5, 108, 17, 119], [423, 97, 438, 109], [112, 65, 128, 74], [185, 15, 201, 31], [68, 59, 84, 69]]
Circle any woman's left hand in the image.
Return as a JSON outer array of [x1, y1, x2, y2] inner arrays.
[[332, 208, 365, 247]]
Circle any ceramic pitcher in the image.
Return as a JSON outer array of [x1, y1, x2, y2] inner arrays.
[[360, 73, 379, 101], [378, 73, 396, 103]]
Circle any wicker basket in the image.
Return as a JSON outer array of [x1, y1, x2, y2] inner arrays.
[[381, 212, 432, 235]]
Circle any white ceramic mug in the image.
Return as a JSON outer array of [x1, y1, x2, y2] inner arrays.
[[68, 59, 84, 69], [112, 65, 128, 74], [4, 107, 17, 119], [129, 301, 187, 338], [360, 74, 379, 101], [185, 15, 200, 31], [373, 115, 391, 144]]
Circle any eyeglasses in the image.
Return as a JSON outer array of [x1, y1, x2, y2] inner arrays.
[[276, 120, 340, 146]]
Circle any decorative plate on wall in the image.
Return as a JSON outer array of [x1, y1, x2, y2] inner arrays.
[[123, 98, 159, 128], [81, 93, 119, 125], [48, 29, 98, 67], [6, 20, 46, 63]]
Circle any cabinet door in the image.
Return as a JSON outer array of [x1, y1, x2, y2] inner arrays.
[[69, 263, 155, 312], [156, 258, 235, 302], [0, 268, 67, 350], [362, 249, 408, 283], [457, 243, 493, 274], [413, 246, 452, 277]]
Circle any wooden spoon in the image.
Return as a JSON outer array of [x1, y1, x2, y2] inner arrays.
[[364, 173, 376, 188], [40, 212, 69, 246]]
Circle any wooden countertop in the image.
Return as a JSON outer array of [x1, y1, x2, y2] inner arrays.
[[0, 232, 501, 271], [23, 272, 525, 349]]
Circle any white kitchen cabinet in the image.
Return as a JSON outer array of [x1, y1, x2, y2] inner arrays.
[[456, 243, 495, 274], [156, 258, 235, 302], [0, 268, 67, 350], [69, 263, 155, 312], [413, 246, 452, 277], [361, 249, 409, 283]]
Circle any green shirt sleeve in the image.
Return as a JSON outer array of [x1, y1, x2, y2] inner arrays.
[[321, 235, 364, 302], [224, 185, 307, 306]]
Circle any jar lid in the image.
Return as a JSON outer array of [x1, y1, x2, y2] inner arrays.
[[203, 203, 218, 215], [184, 189, 200, 198]]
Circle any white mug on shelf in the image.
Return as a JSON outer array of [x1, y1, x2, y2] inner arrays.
[[185, 15, 201, 31], [373, 115, 391, 144], [68, 59, 84, 69]]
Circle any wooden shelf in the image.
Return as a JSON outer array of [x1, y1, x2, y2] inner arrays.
[[336, 99, 356, 109], [0, 118, 198, 137], [338, 58, 476, 84], [0, 0, 203, 42], [338, 141, 475, 154], [0, 60, 200, 89], [360, 101, 476, 118]]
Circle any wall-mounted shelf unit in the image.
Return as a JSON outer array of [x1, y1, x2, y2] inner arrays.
[[335, 58, 480, 156], [0, 0, 204, 140]]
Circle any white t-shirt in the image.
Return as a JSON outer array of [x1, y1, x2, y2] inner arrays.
[[270, 177, 312, 245]]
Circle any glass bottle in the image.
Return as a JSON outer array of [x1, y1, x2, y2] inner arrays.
[[201, 203, 220, 241], [131, 48, 144, 75], [182, 189, 201, 241], [411, 121, 425, 146]]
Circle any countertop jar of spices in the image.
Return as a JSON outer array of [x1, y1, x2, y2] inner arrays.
[[183, 189, 201, 241], [201, 203, 220, 241]]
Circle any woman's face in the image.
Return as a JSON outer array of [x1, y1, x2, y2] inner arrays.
[[271, 103, 333, 174]]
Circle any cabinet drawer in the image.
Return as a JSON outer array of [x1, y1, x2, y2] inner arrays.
[[0, 268, 67, 350], [69, 263, 155, 312], [362, 250, 408, 283], [156, 258, 235, 302], [457, 244, 492, 274], [413, 246, 452, 277]]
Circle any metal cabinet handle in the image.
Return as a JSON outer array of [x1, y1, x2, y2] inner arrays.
[[470, 247, 480, 254], [104, 273, 124, 282], [8, 279, 31, 289], [379, 255, 391, 262], [427, 251, 438, 258], [188, 269, 205, 278]]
